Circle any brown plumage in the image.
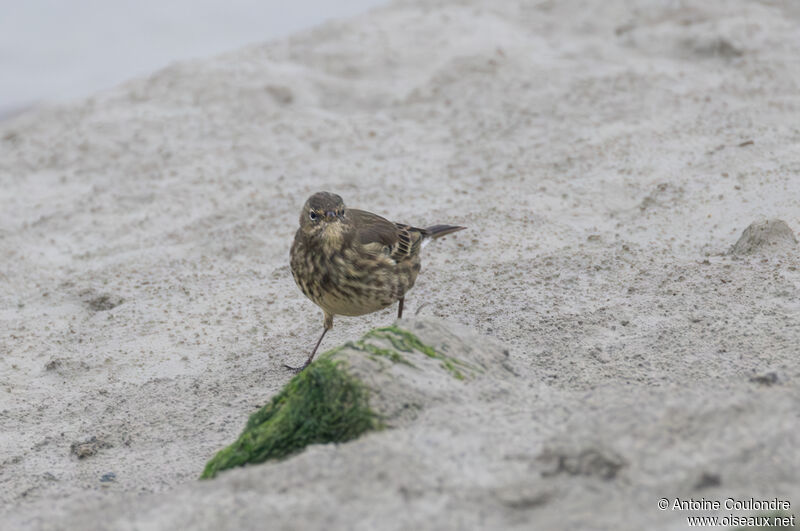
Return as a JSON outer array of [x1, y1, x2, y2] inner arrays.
[[287, 191, 465, 371]]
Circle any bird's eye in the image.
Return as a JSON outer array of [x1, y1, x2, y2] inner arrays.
[[309, 211, 318, 221]]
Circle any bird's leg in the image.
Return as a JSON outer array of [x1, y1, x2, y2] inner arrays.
[[285, 312, 333, 372], [397, 297, 404, 319]]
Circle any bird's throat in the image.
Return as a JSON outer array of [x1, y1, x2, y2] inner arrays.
[[320, 222, 345, 255]]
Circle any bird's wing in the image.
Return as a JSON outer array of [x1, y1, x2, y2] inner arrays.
[[348, 209, 423, 263]]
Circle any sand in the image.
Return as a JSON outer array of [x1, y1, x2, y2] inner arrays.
[[1, 0, 799, 529]]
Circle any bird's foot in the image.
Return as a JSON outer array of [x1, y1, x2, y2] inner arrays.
[[414, 302, 430, 316], [283, 361, 310, 374]]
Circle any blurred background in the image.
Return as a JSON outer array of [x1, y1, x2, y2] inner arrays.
[[0, 0, 387, 119]]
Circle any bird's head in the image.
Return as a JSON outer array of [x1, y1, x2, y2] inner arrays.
[[299, 192, 347, 237]]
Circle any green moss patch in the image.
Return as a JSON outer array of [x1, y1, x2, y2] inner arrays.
[[201, 358, 380, 479], [341, 338, 416, 368], [201, 324, 480, 479], [364, 326, 481, 380]]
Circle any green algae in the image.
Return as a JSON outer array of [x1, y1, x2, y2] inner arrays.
[[341, 338, 416, 368], [201, 357, 380, 479], [201, 324, 480, 479], [364, 325, 482, 380]]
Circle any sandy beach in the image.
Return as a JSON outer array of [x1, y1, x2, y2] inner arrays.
[[1, 0, 799, 529]]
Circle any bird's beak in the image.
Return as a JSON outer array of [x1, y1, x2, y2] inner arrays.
[[325, 211, 336, 221]]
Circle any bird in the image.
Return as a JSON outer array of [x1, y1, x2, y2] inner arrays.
[[287, 191, 465, 371]]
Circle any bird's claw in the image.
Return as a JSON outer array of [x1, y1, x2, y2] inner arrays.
[[283, 362, 308, 374]]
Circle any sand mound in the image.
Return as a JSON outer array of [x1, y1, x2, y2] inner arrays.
[[730, 219, 797, 255], [202, 318, 513, 478]]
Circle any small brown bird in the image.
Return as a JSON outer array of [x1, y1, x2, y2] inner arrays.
[[287, 192, 465, 371]]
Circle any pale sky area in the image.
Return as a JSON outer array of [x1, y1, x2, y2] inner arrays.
[[0, 0, 387, 117]]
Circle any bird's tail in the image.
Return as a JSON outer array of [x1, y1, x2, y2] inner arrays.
[[422, 224, 467, 240]]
